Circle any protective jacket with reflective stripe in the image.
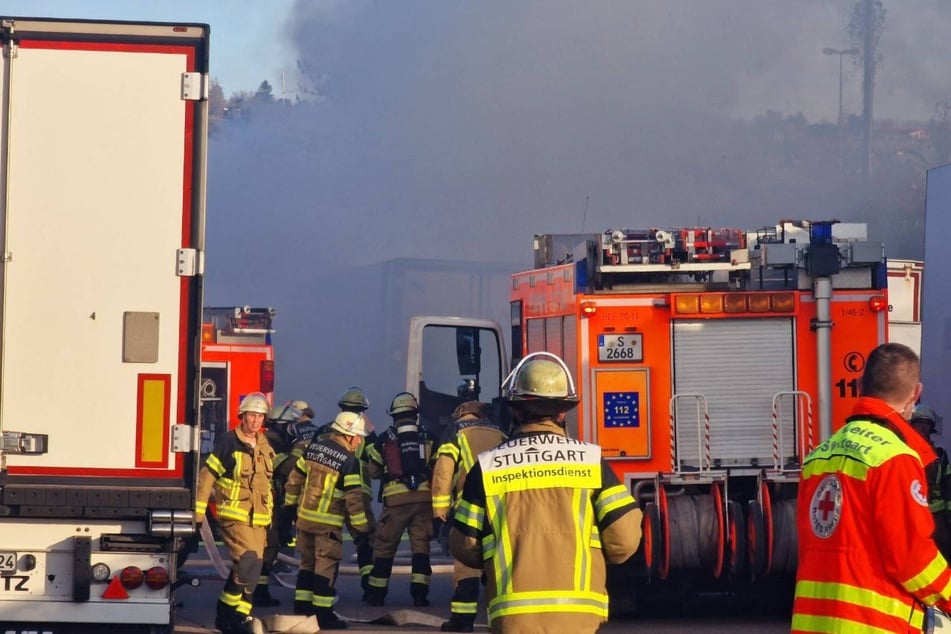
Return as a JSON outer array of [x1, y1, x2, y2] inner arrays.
[[195, 429, 275, 527], [450, 420, 642, 634], [284, 435, 368, 533], [792, 397, 951, 633], [431, 415, 507, 517]]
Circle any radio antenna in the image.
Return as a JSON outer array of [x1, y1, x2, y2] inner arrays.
[[581, 195, 590, 232]]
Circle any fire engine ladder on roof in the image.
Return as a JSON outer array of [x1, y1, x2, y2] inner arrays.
[[767, 390, 813, 482], [668, 394, 728, 485]]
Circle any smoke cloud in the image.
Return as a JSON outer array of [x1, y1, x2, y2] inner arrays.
[[204, 1, 951, 417]]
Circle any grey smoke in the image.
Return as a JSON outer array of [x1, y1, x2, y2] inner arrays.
[[204, 1, 951, 414]]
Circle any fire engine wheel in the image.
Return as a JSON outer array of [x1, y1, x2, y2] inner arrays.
[[728, 500, 747, 576], [665, 493, 721, 575], [642, 502, 663, 577], [760, 481, 774, 575], [747, 500, 767, 578], [710, 482, 725, 579], [769, 498, 798, 573], [657, 487, 671, 579]]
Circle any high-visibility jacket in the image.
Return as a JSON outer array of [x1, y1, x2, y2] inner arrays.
[[450, 420, 642, 634], [284, 434, 368, 533], [792, 396, 951, 633], [195, 429, 275, 527], [431, 414, 506, 517]]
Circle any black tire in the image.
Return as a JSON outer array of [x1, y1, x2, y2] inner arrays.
[[728, 500, 747, 576], [642, 502, 663, 577], [747, 500, 767, 578]]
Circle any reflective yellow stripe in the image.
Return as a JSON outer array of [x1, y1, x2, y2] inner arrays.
[[594, 484, 634, 521], [455, 500, 484, 530], [486, 495, 513, 595], [795, 579, 923, 623], [295, 588, 313, 602], [904, 552, 946, 592], [437, 442, 461, 461], [791, 614, 896, 634], [411, 573, 430, 584], [488, 589, 608, 621], [459, 436, 477, 473], [433, 494, 452, 508], [802, 455, 872, 481], [451, 601, 478, 614], [312, 594, 335, 608], [206, 454, 225, 477]]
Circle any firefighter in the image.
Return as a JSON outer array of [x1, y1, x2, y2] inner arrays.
[[253, 401, 303, 607], [334, 387, 379, 597], [195, 392, 276, 634], [432, 400, 507, 632], [450, 352, 642, 634], [272, 399, 321, 549], [910, 405, 951, 559], [283, 410, 371, 629], [364, 391, 435, 607], [792, 343, 951, 633]]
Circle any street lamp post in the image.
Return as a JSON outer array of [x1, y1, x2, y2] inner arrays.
[[822, 47, 859, 128], [823, 47, 859, 174]]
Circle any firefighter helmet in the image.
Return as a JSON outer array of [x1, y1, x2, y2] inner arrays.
[[238, 392, 270, 416], [911, 405, 941, 435], [502, 352, 579, 415], [387, 392, 419, 416], [291, 400, 309, 412], [267, 402, 302, 424], [331, 411, 371, 437], [452, 400, 489, 421], [338, 387, 370, 411]]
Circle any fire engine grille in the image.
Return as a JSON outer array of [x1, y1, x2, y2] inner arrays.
[[672, 318, 796, 468]]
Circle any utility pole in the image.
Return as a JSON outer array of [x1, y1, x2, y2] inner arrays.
[[861, 0, 875, 182]]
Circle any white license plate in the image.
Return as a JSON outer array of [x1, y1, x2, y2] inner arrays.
[[598, 333, 643, 362], [0, 551, 16, 574]]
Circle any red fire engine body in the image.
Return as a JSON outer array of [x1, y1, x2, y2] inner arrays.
[[199, 307, 276, 447], [509, 221, 887, 586]]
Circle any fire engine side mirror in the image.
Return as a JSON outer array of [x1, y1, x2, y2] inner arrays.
[[456, 327, 481, 377]]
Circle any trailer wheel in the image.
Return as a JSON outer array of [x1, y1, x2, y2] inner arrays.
[[642, 502, 663, 578], [728, 500, 747, 576], [747, 500, 767, 578]]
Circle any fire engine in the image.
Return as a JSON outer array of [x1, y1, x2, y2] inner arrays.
[[515, 220, 888, 592], [411, 220, 891, 603], [199, 307, 276, 450]]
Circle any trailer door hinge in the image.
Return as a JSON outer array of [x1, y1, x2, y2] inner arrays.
[[171, 424, 201, 453], [181, 72, 208, 101], [176, 248, 203, 277]]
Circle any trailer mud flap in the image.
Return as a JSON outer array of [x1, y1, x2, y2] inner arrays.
[[72, 536, 91, 601]]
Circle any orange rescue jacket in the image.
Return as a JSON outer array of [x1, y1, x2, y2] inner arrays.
[[792, 397, 951, 633]]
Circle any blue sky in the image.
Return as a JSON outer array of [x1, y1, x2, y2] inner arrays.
[[2, 1, 296, 95]]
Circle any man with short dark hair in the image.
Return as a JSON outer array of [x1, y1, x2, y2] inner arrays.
[[792, 343, 951, 633]]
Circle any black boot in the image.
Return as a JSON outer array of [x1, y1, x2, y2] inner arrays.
[[363, 586, 386, 607], [316, 607, 350, 630], [441, 616, 475, 633], [252, 583, 280, 607], [230, 615, 256, 634], [215, 600, 236, 633]]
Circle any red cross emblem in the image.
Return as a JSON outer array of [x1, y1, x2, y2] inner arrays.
[[809, 474, 842, 539]]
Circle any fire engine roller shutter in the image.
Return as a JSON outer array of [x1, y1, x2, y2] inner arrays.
[[672, 318, 795, 468]]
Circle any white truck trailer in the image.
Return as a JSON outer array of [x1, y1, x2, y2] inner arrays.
[[0, 17, 209, 633]]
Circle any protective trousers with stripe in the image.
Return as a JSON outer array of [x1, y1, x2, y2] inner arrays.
[[366, 500, 433, 605], [294, 527, 349, 628], [446, 559, 481, 628], [216, 521, 266, 630]]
